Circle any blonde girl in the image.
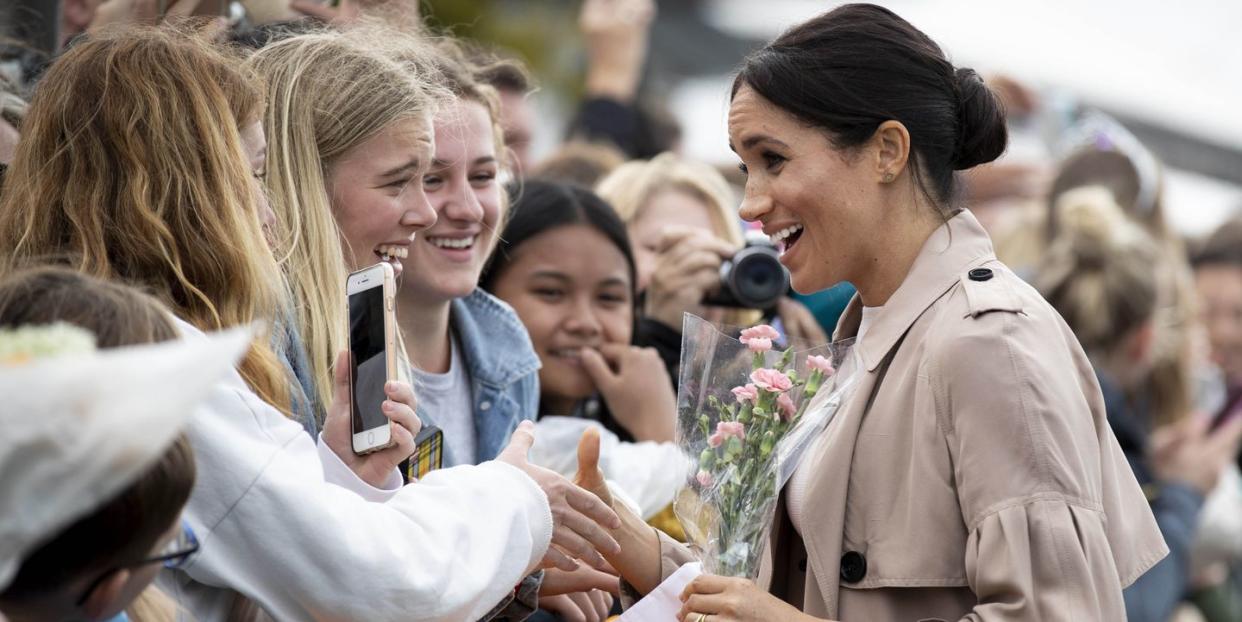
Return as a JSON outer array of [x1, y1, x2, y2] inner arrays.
[[248, 27, 630, 611], [0, 25, 587, 621]]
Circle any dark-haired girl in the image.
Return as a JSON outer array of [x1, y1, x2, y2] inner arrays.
[[481, 180, 687, 523], [572, 4, 1165, 620]]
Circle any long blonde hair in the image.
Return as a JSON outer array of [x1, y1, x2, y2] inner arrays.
[[0, 26, 291, 413], [247, 28, 446, 409]]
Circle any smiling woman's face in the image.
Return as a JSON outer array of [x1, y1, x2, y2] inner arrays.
[[730, 84, 883, 294], [490, 224, 634, 408], [326, 115, 439, 277], [402, 99, 502, 304]]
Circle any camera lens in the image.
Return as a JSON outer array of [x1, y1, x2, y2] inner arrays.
[[729, 249, 788, 309]]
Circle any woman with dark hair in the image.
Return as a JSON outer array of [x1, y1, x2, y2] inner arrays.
[[482, 180, 686, 522], [571, 4, 1165, 620]]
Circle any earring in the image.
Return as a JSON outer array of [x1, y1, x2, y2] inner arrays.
[[882, 172, 895, 183]]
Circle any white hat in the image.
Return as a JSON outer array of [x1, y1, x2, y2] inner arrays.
[[0, 324, 253, 590]]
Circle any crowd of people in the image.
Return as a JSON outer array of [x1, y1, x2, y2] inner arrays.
[[0, 1, 1240, 621]]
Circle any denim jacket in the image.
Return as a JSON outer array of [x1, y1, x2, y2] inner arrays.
[[418, 289, 541, 466]]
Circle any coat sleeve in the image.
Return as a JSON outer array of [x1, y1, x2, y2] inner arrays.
[[178, 378, 554, 622], [929, 309, 1166, 621], [1123, 482, 1202, 622]]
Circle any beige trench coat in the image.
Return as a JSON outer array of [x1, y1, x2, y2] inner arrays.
[[636, 210, 1167, 621]]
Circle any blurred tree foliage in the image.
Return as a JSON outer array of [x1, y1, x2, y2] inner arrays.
[[421, 0, 587, 98]]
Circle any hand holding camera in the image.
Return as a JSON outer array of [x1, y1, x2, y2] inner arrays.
[[643, 227, 737, 329], [645, 227, 791, 329]]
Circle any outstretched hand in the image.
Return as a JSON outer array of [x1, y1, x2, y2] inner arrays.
[[579, 0, 656, 101], [496, 422, 623, 573]]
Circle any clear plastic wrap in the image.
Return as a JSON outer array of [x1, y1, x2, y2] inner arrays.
[[672, 314, 859, 578]]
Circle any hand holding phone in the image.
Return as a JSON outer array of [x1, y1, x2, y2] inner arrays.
[[320, 349, 421, 488], [318, 263, 421, 487]]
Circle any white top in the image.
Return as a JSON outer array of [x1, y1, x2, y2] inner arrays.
[[158, 319, 553, 622], [787, 305, 882, 536], [530, 416, 691, 519], [413, 334, 477, 466]]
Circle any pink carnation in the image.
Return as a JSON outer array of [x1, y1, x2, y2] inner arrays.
[[807, 355, 836, 376], [746, 337, 773, 353], [696, 470, 714, 487], [776, 393, 797, 421], [731, 384, 759, 404], [708, 421, 746, 447], [750, 368, 793, 393], [740, 325, 780, 342]]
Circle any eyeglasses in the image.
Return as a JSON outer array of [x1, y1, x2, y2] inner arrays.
[[142, 520, 200, 569], [75, 520, 200, 606]]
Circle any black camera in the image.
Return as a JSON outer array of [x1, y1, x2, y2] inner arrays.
[[702, 232, 790, 310]]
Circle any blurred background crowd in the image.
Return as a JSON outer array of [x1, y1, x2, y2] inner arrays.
[[1, 1, 1240, 621]]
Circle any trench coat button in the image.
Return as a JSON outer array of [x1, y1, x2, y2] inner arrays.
[[840, 551, 867, 583], [968, 268, 994, 282], [798, 558, 807, 572]]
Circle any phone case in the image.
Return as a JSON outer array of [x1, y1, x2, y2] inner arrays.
[[348, 263, 398, 455], [406, 426, 444, 482]]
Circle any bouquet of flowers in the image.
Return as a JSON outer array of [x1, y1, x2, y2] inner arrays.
[[673, 314, 858, 578]]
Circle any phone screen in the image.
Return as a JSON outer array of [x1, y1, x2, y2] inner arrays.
[[348, 284, 388, 435]]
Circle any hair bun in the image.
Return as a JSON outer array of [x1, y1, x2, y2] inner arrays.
[[1054, 185, 1132, 269], [951, 68, 1008, 170]]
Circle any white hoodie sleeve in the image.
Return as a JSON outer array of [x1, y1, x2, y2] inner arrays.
[[160, 325, 553, 622]]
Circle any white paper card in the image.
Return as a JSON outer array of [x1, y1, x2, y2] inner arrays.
[[617, 562, 703, 621], [618, 561, 705, 618]]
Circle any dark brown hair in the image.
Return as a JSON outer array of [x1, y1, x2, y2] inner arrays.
[[732, 3, 1007, 210], [0, 267, 196, 601]]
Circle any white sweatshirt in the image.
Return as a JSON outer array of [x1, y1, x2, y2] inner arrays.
[[158, 320, 553, 621]]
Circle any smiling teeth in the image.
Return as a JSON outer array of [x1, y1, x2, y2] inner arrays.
[[376, 245, 408, 259], [429, 236, 477, 250], [770, 224, 804, 245]]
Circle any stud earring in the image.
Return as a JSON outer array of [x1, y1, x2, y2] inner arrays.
[[882, 172, 895, 183]]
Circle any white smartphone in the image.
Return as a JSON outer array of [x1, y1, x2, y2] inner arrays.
[[347, 262, 398, 455]]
